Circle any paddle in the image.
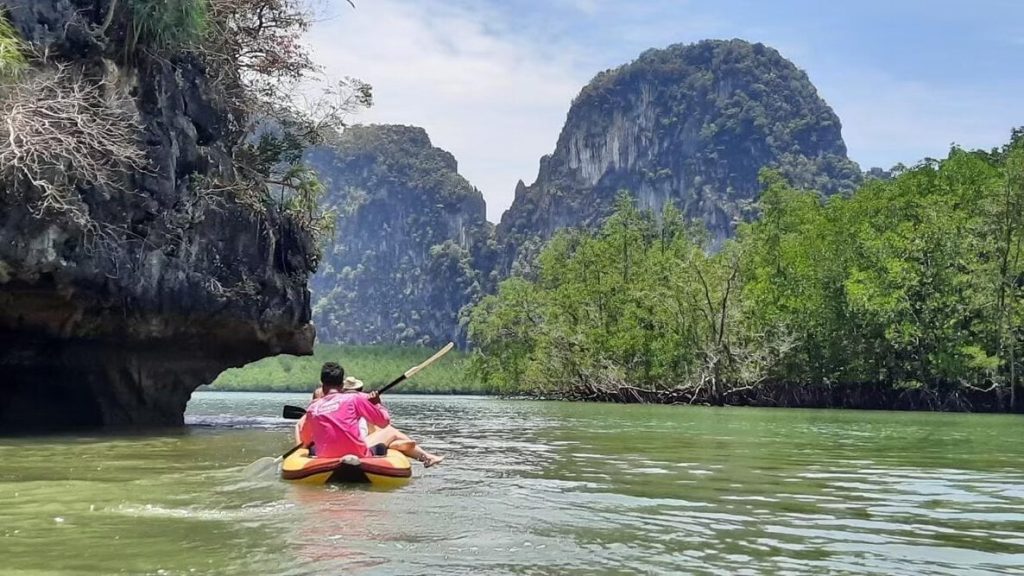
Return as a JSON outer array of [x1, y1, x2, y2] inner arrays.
[[244, 437, 309, 476], [280, 342, 455, 420], [245, 342, 455, 477], [379, 341, 455, 393]]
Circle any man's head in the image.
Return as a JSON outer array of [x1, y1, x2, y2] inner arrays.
[[320, 362, 345, 391]]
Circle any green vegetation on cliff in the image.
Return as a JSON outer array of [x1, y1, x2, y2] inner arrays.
[[211, 345, 490, 394], [127, 0, 209, 49], [0, 13, 26, 77], [470, 133, 1024, 412], [498, 39, 861, 272], [308, 125, 494, 346]]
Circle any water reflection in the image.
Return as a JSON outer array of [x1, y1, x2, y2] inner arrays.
[[287, 485, 393, 572]]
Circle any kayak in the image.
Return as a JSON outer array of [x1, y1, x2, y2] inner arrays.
[[280, 447, 412, 487]]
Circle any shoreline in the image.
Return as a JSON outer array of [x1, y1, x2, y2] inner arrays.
[[196, 384, 1021, 413], [554, 381, 1021, 413]]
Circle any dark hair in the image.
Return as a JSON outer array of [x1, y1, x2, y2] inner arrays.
[[320, 362, 345, 389]]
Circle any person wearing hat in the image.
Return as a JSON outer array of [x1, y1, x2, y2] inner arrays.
[[296, 362, 444, 467]]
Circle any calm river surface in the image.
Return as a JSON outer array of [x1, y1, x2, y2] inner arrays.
[[1, 392, 1023, 575]]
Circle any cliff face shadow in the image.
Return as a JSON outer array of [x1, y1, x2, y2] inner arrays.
[[0, 2, 319, 431]]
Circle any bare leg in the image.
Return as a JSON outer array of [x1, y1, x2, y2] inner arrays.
[[365, 425, 445, 467]]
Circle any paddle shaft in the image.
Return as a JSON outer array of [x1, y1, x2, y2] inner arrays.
[[378, 375, 408, 395], [278, 442, 305, 460]]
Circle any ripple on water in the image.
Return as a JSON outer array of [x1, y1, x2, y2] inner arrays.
[[3, 395, 1024, 575]]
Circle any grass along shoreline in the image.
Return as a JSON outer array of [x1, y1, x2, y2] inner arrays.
[[209, 344, 495, 394]]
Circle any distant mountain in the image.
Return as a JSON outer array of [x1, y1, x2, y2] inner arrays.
[[497, 39, 861, 267], [307, 40, 864, 345], [307, 125, 494, 345]]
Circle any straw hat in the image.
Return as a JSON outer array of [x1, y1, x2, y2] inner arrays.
[[342, 376, 364, 391]]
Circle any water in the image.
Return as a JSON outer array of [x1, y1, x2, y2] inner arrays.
[[1, 392, 1022, 575]]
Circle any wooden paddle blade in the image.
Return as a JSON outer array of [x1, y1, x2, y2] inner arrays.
[[378, 342, 456, 394], [403, 342, 455, 379], [282, 405, 306, 420]]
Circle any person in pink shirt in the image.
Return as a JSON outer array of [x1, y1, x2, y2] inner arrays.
[[297, 362, 444, 467]]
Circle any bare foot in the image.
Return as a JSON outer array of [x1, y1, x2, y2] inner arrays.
[[422, 454, 445, 468]]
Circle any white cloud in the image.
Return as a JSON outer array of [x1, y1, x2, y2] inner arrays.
[[307, 0, 588, 222], [305, 1, 1022, 224]]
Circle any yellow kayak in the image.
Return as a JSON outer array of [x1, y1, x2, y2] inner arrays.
[[281, 448, 412, 487]]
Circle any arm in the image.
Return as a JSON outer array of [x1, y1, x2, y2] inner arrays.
[[297, 389, 322, 445], [354, 393, 390, 429], [296, 414, 313, 446]]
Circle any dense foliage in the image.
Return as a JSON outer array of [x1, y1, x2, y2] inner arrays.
[[470, 134, 1024, 411], [308, 125, 494, 346], [196, 0, 372, 260], [210, 345, 492, 394]]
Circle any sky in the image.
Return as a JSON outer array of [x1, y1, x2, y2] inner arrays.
[[307, 0, 1024, 222]]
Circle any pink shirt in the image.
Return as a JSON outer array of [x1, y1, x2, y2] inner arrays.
[[302, 391, 390, 458]]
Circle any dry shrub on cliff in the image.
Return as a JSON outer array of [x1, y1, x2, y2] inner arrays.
[[198, 0, 370, 251], [205, 0, 315, 96], [200, 0, 362, 139], [0, 64, 147, 229]]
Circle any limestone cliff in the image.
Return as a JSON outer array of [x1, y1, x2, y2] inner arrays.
[[307, 125, 493, 346], [0, 1, 315, 428], [498, 39, 861, 266]]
